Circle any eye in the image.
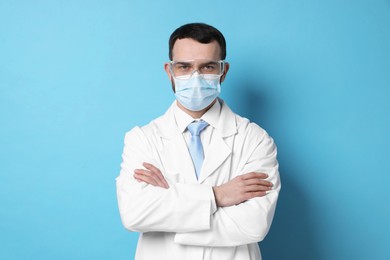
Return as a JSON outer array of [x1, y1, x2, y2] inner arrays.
[[178, 65, 190, 70], [203, 65, 216, 71], [174, 63, 192, 72], [200, 62, 219, 73]]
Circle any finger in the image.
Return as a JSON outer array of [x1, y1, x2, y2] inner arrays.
[[243, 184, 272, 192], [143, 162, 159, 172], [134, 172, 158, 186], [244, 191, 267, 201], [134, 169, 164, 187], [134, 169, 153, 176], [244, 178, 273, 187], [143, 163, 169, 189], [135, 169, 168, 189], [134, 175, 145, 183], [242, 180, 272, 192], [241, 172, 269, 180]]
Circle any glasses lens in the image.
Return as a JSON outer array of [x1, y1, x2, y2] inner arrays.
[[171, 60, 224, 78]]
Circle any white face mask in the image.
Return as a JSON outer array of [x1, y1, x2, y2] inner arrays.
[[173, 73, 221, 111]]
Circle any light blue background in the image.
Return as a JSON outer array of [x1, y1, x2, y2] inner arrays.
[[1, 0, 389, 259]]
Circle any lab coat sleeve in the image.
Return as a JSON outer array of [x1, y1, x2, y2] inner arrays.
[[174, 126, 281, 247], [116, 127, 214, 233]]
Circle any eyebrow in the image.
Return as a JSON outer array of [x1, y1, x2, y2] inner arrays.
[[174, 61, 219, 66], [200, 61, 219, 65], [174, 61, 192, 66]]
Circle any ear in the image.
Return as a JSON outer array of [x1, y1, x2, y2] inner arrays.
[[164, 63, 172, 80], [164, 62, 176, 93], [220, 62, 230, 83]]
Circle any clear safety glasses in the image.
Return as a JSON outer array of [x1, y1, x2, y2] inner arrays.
[[169, 60, 225, 79]]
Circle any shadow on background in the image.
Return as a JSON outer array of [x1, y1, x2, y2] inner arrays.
[[261, 163, 321, 260], [233, 85, 322, 259]]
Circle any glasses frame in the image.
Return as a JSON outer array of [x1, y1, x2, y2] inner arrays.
[[169, 59, 226, 79]]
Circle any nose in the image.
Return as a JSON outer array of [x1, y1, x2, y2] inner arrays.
[[191, 70, 201, 76]]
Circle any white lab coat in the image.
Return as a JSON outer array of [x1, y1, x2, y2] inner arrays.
[[116, 99, 280, 260]]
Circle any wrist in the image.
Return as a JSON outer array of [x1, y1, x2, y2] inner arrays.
[[212, 186, 222, 207]]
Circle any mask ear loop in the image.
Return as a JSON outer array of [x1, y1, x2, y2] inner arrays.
[[219, 61, 226, 83], [169, 62, 175, 79]]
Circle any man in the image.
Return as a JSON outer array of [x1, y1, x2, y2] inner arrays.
[[116, 23, 280, 260]]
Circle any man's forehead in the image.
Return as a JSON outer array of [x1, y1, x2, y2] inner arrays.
[[171, 38, 221, 60]]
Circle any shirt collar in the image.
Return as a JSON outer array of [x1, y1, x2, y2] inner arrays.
[[173, 100, 221, 133]]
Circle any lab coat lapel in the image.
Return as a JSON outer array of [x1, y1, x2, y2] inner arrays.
[[156, 104, 198, 184], [198, 99, 237, 183], [198, 132, 232, 183]]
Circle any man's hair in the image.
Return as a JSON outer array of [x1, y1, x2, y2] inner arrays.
[[168, 23, 226, 60]]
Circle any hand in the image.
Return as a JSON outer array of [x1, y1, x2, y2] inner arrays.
[[213, 172, 273, 207], [134, 162, 169, 189]]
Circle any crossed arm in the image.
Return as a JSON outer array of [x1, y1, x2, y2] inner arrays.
[[134, 162, 273, 207]]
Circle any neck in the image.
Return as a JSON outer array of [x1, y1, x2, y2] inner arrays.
[[177, 99, 217, 119]]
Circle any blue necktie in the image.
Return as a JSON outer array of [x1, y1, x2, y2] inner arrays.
[[187, 120, 209, 179]]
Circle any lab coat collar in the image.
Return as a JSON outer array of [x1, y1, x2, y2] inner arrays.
[[156, 98, 237, 139], [154, 98, 237, 183], [173, 99, 221, 133], [214, 98, 237, 137]]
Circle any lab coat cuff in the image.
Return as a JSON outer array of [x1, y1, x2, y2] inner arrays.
[[210, 187, 218, 214]]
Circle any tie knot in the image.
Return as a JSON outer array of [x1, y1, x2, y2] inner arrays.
[[187, 120, 209, 136]]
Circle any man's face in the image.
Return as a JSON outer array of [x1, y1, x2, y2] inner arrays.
[[164, 38, 229, 90]]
